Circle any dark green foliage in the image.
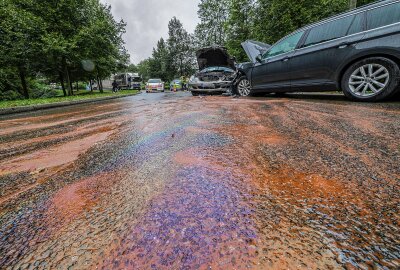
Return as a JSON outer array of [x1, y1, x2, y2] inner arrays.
[[248, 0, 350, 51], [195, 0, 229, 47], [167, 17, 196, 78], [225, 0, 256, 62], [0, 0, 128, 100], [137, 59, 152, 81], [137, 17, 195, 81], [0, 68, 24, 100], [357, 0, 377, 7], [149, 38, 172, 81], [201, 0, 378, 62], [29, 82, 59, 99]]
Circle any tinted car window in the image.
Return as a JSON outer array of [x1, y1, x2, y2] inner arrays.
[[367, 2, 400, 30], [263, 31, 304, 59], [304, 15, 354, 47], [347, 13, 364, 35]]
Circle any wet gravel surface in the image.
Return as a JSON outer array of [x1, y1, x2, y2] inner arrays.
[[0, 92, 399, 269]]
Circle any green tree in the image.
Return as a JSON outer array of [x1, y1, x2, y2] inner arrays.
[[194, 0, 229, 48], [167, 17, 195, 78], [148, 38, 172, 81], [0, 0, 45, 98], [75, 2, 129, 93], [357, 0, 376, 7], [225, 0, 255, 62], [137, 59, 152, 81], [253, 0, 351, 45], [0, 0, 128, 100], [125, 64, 139, 73]]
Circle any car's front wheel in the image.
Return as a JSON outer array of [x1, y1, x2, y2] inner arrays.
[[342, 57, 400, 102], [191, 91, 199, 96], [236, 76, 252, 96]]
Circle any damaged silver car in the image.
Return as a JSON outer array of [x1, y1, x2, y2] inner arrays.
[[189, 46, 236, 96]]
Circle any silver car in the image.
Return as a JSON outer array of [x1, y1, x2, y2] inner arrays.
[[189, 47, 237, 96]]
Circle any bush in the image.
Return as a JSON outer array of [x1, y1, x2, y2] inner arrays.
[[30, 81, 59, 98], [74, 82, 88, 90], [0, 90, 23, 101], [0, 68, 24, 101]]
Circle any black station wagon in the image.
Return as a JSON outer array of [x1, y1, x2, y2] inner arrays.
[[236, 0, 400, 101]]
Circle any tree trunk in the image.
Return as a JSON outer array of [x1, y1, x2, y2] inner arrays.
[[54, 54, 66, 96], [59, 71, 67, 97], [63, 57, 73, 96], [180, 58, 183, 77], [90, 80, 93, 92], [100, 79, 103, 91], [66, 69, 73, 96], [76, 81, 79, 92], [349, 0, 357, 9], [69, 79, 74, 96], [97, 76, 103, 93], [18, 66, 29, 99], [95, 66, 103, 93]]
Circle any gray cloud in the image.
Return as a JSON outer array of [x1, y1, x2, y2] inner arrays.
[[101, 0, 200, 64]]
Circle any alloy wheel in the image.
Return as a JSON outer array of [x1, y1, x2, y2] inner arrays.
[[238, 79, 251, 96], [348, 64, 390, 97]]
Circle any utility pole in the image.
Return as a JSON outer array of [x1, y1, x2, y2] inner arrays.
[[349, 0, 357, 9]]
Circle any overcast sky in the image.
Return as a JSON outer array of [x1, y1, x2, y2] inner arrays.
[[100, 0, 200, 64]]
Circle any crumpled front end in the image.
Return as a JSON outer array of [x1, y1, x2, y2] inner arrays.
[[189, 70, 236, 93], [189, 46, 237, 94]]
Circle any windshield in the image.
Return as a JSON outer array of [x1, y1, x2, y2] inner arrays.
[[263, 31, 304, 59], [148, 79, 162, 83], [132, 77, 141, 82], [200, 67, 234, 73]]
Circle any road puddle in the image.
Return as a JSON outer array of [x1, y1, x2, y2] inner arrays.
[[100, 157, 260, 269], [0, 94, 399, 269]]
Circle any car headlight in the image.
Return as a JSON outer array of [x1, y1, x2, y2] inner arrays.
[[222, 74, 235, 81], [189, 76, 199, 83]]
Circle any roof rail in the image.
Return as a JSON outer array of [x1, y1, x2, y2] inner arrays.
[[300, 0, 395, 30]]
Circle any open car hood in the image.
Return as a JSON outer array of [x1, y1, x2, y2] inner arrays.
[[196, 46, 236, 71], [241, 40, 271, 63]]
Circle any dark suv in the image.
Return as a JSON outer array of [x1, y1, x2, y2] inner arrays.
[[236, 0, 400, 101]]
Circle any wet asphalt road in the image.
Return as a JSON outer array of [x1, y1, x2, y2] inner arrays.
[[0, 92, 399, 269]]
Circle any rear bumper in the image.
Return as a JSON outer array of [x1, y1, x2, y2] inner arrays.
[[146, 88, 164, 91]]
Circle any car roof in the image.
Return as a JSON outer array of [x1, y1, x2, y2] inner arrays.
[[270, 0, 397, 47], [298, 0, 396, 32]]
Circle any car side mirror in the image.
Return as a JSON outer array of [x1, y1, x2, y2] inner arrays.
[[255, 54, 263, 63]]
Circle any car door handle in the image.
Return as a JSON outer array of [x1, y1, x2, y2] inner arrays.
[[338, 42, 350, 49], [282, 57, 290, 62]]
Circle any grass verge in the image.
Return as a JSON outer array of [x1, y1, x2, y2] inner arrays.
[[0, 90, 139, 109]]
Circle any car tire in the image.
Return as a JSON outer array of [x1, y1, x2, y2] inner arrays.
[[236, 76, 252, 96], [341, 57, 400, 102]]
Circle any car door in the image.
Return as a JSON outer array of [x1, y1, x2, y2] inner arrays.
[[251, 31, 305, 91], [289, 12, 366, 91]]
